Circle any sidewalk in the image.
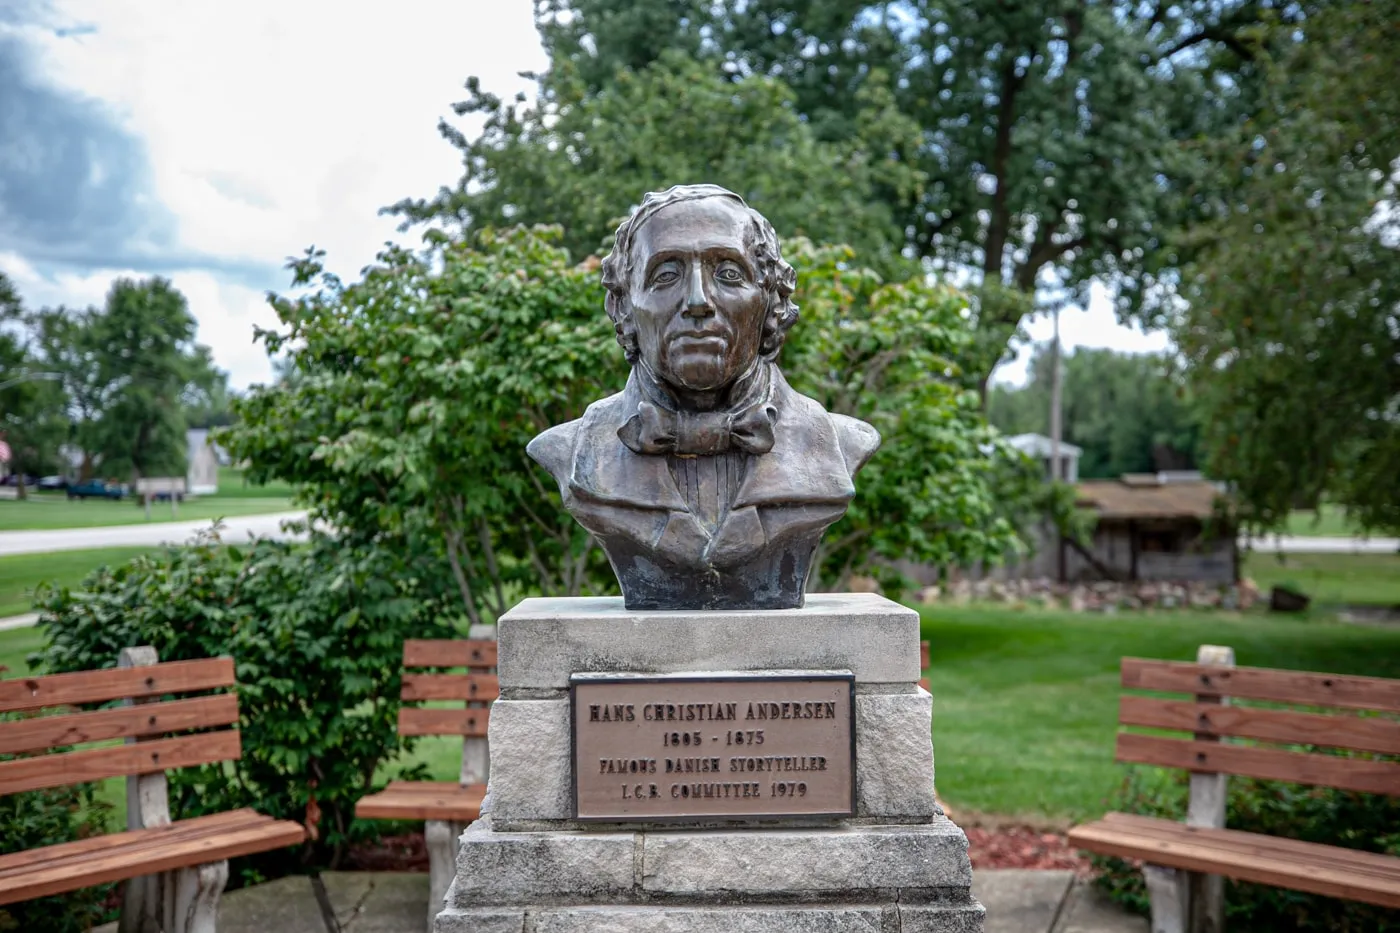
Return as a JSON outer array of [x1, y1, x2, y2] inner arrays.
[[95, 869, 1146, 933], [0, 511, 308, 556], [1244, 534, 1399, 554]]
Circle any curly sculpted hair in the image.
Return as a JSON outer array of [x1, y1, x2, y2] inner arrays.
[[599, 184, 799, 365]]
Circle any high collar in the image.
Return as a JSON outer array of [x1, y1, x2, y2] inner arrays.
[[567, 364, 857, 512], [632, 359, 770, 416]]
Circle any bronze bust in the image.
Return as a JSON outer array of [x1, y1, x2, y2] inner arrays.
[[528, 185, 880, 610]]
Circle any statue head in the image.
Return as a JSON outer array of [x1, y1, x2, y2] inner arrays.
[[600, 185, 798, 404]]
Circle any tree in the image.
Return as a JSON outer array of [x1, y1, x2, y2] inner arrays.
[[400, 1, 1284, 393], [226, 226, 1033, 622], [83, 277, 212, 482], [988, 346, 1203, 479], [0, 275, 68, 497], [1174, 2, 1400, 535], [388, 52, 924, 279], [19, 305, 104, 479]]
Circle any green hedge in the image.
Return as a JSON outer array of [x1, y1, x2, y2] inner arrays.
[[32, 529, 454, 872]]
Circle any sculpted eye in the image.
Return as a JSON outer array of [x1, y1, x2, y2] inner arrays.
[[716, 262, 747, 284], [649, 262, 681, 287]]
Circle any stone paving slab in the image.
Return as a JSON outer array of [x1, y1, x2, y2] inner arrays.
[[1054, 880, 1150, 933], [972, 869, 1074, 933], [94, 869, 1146, 933]]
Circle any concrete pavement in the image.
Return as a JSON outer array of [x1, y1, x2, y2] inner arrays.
[[95, 870, 1146, 933], [1243, 534, 1398, 554], [0, 511, 308, 556]]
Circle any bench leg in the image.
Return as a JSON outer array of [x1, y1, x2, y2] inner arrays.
[[164, 860, 228, 933], [426, 819, 466, 931], [1143, 864, 1189, 933]]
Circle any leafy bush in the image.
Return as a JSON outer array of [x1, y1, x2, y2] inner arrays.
[[1095, 766, 1400, 932], [0, 769, 113, 932], [225, 227, 1040, 619], [33, 528, 453, 870]]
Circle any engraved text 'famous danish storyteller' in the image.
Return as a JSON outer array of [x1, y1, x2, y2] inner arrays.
[[527, 185, 880, 610]]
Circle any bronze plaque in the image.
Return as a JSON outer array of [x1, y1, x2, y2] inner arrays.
[[571, 672, 855, 822]]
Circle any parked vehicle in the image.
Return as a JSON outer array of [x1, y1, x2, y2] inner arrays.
[[67, 480, 126, 501], [0, 474, 39, 487], [38, 475, 67, 490]]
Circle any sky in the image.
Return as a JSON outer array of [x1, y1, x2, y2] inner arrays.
[[0, 0, 1168, 392]]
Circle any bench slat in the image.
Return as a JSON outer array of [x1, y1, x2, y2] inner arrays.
[[0, 658, 236, 713], [0, 810, 304, 905], [402, 640, 497, 670], [1096, 813, 1400, 880], [0, 808, 262, 875], [401, 674, 500, 703], [0, 694, 240, 756], [1069, 814, 1400, 908], [0, 730, 241, 796], [1122, 658, 1400, 713], [355, 781, 485, 821], [1116, 733, 1400, 796], [397, 707, 489, 738], [1118, 695, 1400, 756]]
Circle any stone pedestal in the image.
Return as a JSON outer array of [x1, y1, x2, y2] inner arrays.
[[436, 594, 983, 932]]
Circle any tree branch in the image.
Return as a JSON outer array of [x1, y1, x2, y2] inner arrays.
[[1159, 28, 1254, 63], [983, 56, 1027, 280], [475, 517, 508, 617]]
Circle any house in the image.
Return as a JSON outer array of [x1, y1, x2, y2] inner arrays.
[[186, 429, 219, 496], [1007, 433, 1082, 483], [1061, 472, 1236, 584]]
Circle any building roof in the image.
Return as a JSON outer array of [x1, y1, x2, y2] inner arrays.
[[1007, 433, 1083, 458], [1076, 476, 1228, 520]]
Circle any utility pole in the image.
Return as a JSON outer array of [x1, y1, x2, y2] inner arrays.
[[1049, 305, 1063, 482]]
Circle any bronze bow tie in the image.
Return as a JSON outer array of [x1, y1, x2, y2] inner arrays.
[[618, 401, 777, 456]]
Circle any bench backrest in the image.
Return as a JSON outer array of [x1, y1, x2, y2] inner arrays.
[[398, 639, 498, 740], [0, 656, 241, 797], [1115, 656, 1400, 797]]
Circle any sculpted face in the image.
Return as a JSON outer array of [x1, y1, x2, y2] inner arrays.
[[627, 197, 766, 400]]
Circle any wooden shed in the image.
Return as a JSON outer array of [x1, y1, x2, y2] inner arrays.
[[1061, 473, 1237, 584]]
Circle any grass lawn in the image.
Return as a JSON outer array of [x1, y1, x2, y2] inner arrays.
[[1242, 551, 1400, 606], [1283, 504, 1359, 537], [0, 547, 158, 617], [214, 466, 297, 500], [917, 605, 1400, 822], [0, 492, 293, 531]]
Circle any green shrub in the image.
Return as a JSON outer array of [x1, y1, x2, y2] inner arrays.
[[0, 768, 113, 932], [32, 528, 454, 871], [1094, 765, 1400, 932]]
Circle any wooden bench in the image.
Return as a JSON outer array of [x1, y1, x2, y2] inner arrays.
[[355, 637, 497, 930], [1068, 645, 1400, 932], [0, 646, 305, 932]]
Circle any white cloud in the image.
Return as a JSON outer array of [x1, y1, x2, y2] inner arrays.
[[991, 281, 1173, 387], [1, 251, 277, 384], [15, 0, 545, 388], [10, 1, 1171, 392]]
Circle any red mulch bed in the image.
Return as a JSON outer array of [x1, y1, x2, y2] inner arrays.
[[345, 832, 430, 872], [349, 826, 1092, 876], [965, 825, 1092, 875]]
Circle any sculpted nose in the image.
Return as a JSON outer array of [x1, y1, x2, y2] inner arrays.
[[683, 263, 713, 318]]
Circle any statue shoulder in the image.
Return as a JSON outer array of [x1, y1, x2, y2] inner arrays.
[[526, 389, 632, 483], [526, 420, 581, 483], [830, 413, 881, 475]]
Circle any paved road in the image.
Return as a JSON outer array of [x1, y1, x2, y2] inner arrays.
[[1242, 534, 1398, 554], [0, 511, 309, 557]]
